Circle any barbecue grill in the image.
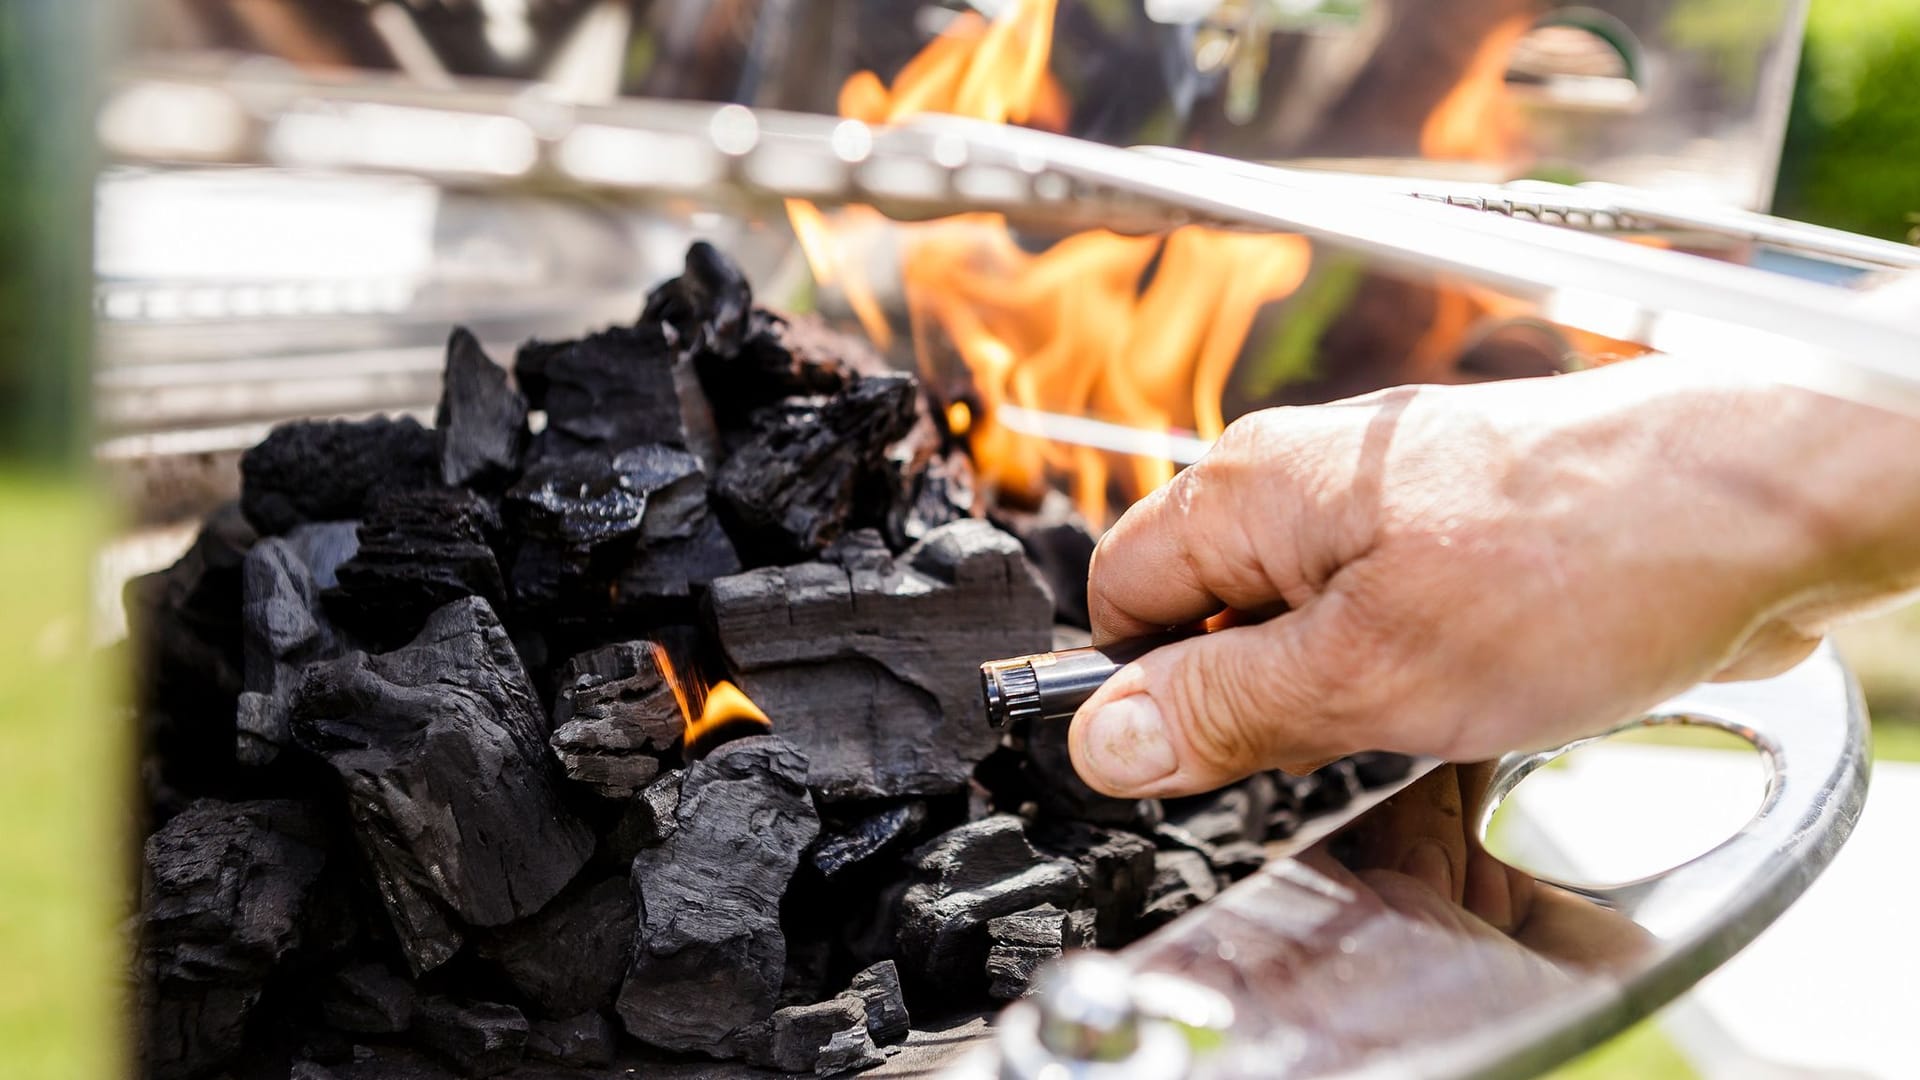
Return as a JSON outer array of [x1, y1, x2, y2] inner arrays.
[[98, 3, 1916, 1077]]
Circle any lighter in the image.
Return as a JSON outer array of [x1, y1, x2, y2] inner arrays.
[[979, 632, 1190, 729]]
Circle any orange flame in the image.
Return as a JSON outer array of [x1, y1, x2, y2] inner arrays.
[[785, 0, 1311, 522], [683, 680, 773, 759], [1420, 15, 1534, 162]]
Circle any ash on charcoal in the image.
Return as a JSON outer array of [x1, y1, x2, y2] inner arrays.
[[1029, 821, 1155, 948], [711, 519, 1052, 801], [126, 505, 256, 789], [896, 815, 1084, 998], [477, 875, 635, 1018], [844, 961, 910, 1046], [711, 373, 920, 560], [412, 997, 527, 1078], [291, 597, 593, 974], [1139, 848, 1218, 931], [811, 801, 931, 880], [327, 488, 506, 646], [618, 735, 820, 1055], [139, 799, 329, 1080], [739, 996, 878, 1075], [319, 962, 414, 1035], [985, 905, 1096, 1000], [236, 538, 347, 766], [504, 444, 734, 616], [643, 240, 754, 363], [992, 490, 1097, 628], [526, 1011, 617, 1068], [436, 327, 529, 489], [516, 322, 711, 458], [548, 642, 683, 798], [240, 416, 438, 535]]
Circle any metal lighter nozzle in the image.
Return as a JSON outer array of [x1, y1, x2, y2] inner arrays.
[[980, 632, 1190, 729]]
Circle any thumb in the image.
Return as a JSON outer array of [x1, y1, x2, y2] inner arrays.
[[1066, 615, 1353, 798]]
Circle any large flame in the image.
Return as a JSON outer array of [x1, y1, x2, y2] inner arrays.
[[1420, 14, 1534, 162], [787, 0, 1310, 521]]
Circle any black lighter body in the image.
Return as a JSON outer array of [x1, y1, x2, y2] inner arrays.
[[980, 632, 1190, 729]]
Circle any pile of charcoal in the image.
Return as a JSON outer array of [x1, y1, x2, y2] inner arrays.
[[124, 242, 1410, 1080]]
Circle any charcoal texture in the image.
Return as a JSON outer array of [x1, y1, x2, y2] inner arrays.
[[812, 801, 931, 880], [642, 240, 754, 363], [711, 374, 921, 560], [1029, 821, 1155, 948], [895, 816, 1084, 997], [1166, 776, 1276, 849], [603, 768, 684, 867], [618, 736, 820, 1054], [139, 800, 330, 1080], [477, 875, 635, 1018], [516, 324, 702, 456], [290, 597, 593, 974], [756, 997, 878, 1075], [412, 997, 527, 1078], [318, 962, 414, 1035], [844, 961, 910, 1046], [504, 445, 734, 615], [436, 327, 530, 489], [548, 642, 683, 798], [239, 416, 438, 535], [1140, 848, 1218, 930], [236, 537, 348, 766], [711, 519, 1052, 800], [985, 905, 1095, 1000], [525, 1011, 617, 1068], [700, 310, 883, 427], [328, 488, 506, 645]]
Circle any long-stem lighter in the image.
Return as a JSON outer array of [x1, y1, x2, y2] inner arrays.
[[980, 632, 1189, 729]]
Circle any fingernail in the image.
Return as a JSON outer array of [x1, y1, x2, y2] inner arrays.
[[1078, 694, 1177, 794], [1400, 840, 1454, 899]]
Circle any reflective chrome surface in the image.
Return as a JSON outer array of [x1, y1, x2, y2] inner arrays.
[[959, 645, 1868, 1079]]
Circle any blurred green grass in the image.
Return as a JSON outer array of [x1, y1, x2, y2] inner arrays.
[[0, 475, 124, 1080]]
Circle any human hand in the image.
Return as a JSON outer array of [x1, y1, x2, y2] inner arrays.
[[1069, 358, 1920, 797]]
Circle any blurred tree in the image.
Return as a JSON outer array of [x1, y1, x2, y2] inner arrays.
[[1775, 0, 1920, 241]]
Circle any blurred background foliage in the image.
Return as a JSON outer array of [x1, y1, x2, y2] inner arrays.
[[1775, 0, 1920, 241]]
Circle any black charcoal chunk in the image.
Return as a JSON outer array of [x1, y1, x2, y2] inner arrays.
[[1210, 841, 1269, 883], [139, 800, 329, 1080], [886, 446, 976, 553], [614, 512, 742, 606], [437, 327, 530, 489], [515, 323, 701, 456], [993, 490, 1096, 628], [125, 505, 255, 782], [319, 961, 415, 1035], [642, 240, 754, 362], [618, 736, 820, 1054], [239, 416, 437, 534], [701, 310, 882, 427], [328, 488, 506, 645], [750, 997, 872, 1074], [525, 1011, 617, 1068], [1140, 849, 1218, 930], [985, 905, 1095, 1000], [711, 374, 920, 560], [896, 816, 1084, 996], [844, 961, 910, 1046], [236, 538, 346, 766], [1029, 822, 1155, 948], [817, 1026, 887, 1076], [604, 768, 684, 866], [711, 520, 1053, 801], [413, 997, 527, 1078], [478, 876, 635, 1018], [549, 642, 683, 798], [1352, 751, 1416, 788], [291, 597, 594, 974], [1166, 776, 1277, 849], [1289, 758, 1364, 815], [812, 801, 930, 879]]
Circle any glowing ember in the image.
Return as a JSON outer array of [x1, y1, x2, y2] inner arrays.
[[946, 400, 973, 437]]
